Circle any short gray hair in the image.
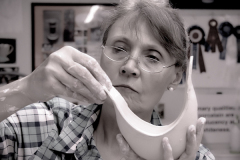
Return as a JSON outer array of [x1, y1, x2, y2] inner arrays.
[[101, 0, 188, 71]]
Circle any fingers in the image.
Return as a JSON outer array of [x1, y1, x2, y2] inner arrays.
[[52, 64, 104, 104], [162, 137, 174, 160], [185, 125, 197, 157], [52, 79, 91, 104], [67, 46, 112, 90], [24, 46, 112, 104], [196, 117, 206, 147], [65, 63, 107, 103], [55, 46, 112, 103], [178, 124, 201, 160], [82, 55, 112, 91]]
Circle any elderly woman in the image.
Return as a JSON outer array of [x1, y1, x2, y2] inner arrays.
[[0, 0, 215, 160]]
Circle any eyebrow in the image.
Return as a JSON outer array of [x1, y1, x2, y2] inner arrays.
[[111, 36, 162, 50], [110, 36, 132, 46]]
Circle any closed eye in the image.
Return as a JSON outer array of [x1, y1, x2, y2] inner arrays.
[[111, 46, 127, 54], [143, 50, 163, 63], [147, 55, 159, 60], [145, 55, 160, 64]]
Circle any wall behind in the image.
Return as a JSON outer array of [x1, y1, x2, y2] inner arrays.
[[1, 1, 239, 81], [0, 0, 118, 76]]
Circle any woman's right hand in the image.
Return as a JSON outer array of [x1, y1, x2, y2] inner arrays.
[[22, 46, 112, 104]]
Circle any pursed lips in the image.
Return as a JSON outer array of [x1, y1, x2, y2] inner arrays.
[[114, 84, 138, 93]]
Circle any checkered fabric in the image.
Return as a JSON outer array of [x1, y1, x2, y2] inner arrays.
[[0, 97, 215, 160]]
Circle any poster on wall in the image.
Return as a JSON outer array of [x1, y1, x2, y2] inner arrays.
[[42, 10, 62, 59], [0, 38, 16, 63], [196, 92, 240, 144], [31, 3, 116, 71]]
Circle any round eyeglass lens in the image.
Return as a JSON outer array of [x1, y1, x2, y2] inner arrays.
[[105, 46, 129, 61], [139, 56, 163, 72]]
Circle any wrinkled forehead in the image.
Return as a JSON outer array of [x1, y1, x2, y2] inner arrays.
[[116, 12, 154, 40], [109, 11, 170, 49]]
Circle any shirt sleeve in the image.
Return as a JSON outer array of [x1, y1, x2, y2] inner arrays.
[[0, 119, 17, 159], [0, 97, 77, 160], [196, 144, 215, 160]]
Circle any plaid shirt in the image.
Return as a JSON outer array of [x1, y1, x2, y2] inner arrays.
[[0, 97, 215, 160]]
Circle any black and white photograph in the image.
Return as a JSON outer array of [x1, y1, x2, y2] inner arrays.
[[1, 1, 240, 160]]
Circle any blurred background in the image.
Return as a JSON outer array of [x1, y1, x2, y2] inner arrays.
[[0, 0, 240, 159]]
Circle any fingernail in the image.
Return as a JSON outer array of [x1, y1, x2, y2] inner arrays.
[[116, 134, 122, 141], [107, 81, 112, 90], [200, 117, 206, 125], [189, 125, 196, 133], [116, 134, 124, 145], [102, 85, 108, 92], [99, 90, 107, 100], [162, 137, 168, 148]]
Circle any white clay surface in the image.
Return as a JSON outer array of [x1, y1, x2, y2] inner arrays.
[[104, 56, 197, 160]]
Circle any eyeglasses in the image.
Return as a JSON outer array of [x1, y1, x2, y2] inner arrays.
[[102, 45, 176, 73]]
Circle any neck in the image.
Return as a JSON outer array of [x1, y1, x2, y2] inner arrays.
[[95, 97, 153, 140], [96, 99, 120, 145], [94, 99, 123, 160], [94, 98, 153, 159]]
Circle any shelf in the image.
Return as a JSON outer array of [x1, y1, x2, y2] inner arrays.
[[176, 86, 240, 95], [170, 0, 240, 9]]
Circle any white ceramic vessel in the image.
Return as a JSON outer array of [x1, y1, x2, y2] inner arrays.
[[104, 56, 198, 160]]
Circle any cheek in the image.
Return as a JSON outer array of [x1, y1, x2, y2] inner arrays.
[[145, 78, 165, 96], [145, 75, 167, 91], [100, 56, 119, 80], [142, 74, 172, 100]]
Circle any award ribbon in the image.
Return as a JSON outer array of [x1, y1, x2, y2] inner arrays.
[[188, 25, 206, 73], [206, 19, 223, 53], [218, 21, 234, 60], [233, 26, 240, 63]]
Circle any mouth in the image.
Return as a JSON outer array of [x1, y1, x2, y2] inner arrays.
[[114, 84, 138, 93]]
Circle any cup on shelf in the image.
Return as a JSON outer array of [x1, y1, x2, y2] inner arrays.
[[0, 43, 14, 62]]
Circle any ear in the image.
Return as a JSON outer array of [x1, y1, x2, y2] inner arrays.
[[168, 68, 183, 90]]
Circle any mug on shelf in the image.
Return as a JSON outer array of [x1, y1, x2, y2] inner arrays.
[[0, 43, 14, 62]]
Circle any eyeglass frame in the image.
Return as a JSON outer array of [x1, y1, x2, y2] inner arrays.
[[101, 45, 176, 73]]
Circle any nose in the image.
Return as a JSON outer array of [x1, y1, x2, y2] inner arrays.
[[120, 57, 140, 77]]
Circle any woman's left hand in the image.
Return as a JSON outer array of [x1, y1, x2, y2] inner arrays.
[[162, 117, 206, 160], [116, 117, 206, 160]]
